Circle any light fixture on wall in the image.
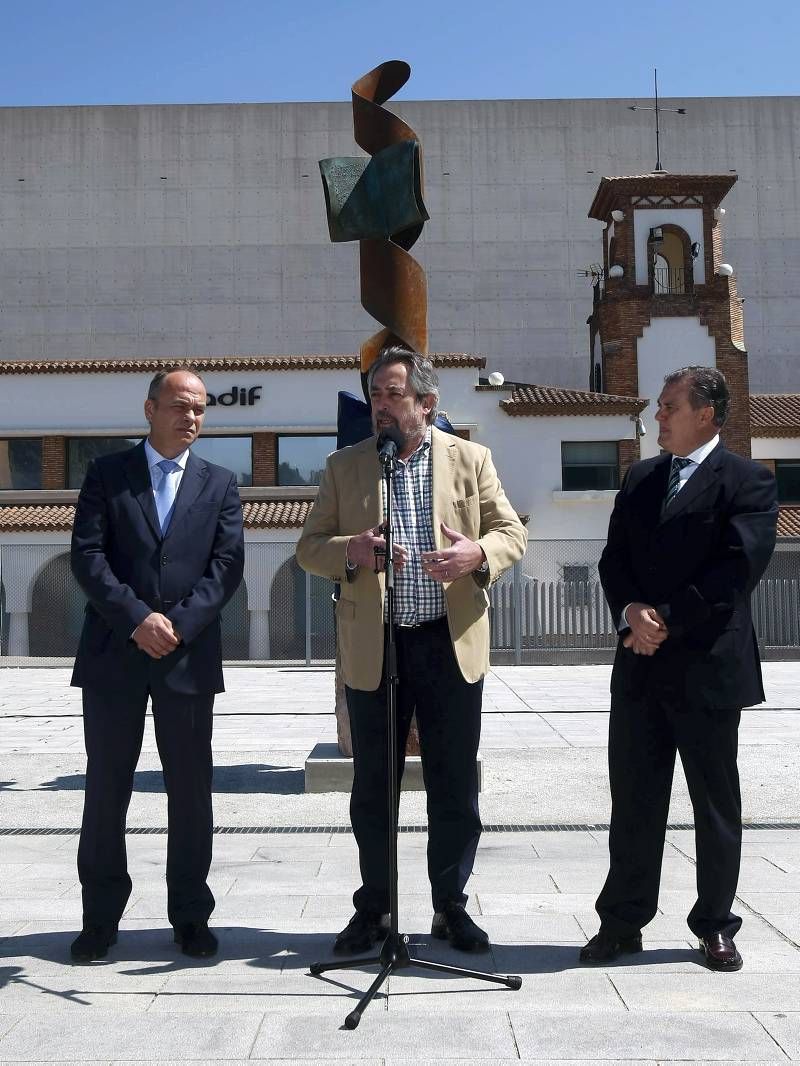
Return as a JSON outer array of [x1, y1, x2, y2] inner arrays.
[[488, 371, 505, 386], [714, 207, 726, 221], [649, 226, 663, 243], [611, 209, 625, 222], [718, 263, 734, 276], [608, 264, 624, 279], [691, 242, 701, 258], [630, 414, 647, 437]]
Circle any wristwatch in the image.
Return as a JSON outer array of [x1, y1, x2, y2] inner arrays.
[[474, 558, 489, 575]]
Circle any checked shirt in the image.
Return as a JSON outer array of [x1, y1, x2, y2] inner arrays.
[[381, 427, 446, 626]]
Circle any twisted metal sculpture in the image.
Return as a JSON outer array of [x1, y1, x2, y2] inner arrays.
[[319, 60, 429, 375]]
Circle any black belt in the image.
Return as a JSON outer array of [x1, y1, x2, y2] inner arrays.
[[394, 616, 448, 632]]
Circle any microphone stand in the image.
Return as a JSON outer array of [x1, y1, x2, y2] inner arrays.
[[310, 438, 521, 1029]]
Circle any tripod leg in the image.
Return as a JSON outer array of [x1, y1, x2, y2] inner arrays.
[[408, 956, 522, 989], [344, 960, 393, 1029], [309, 954, 381, 976]]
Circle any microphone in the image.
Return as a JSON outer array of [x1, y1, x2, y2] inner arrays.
[[376, 426, 405, 463]]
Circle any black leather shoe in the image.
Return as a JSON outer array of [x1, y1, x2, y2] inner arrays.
[[579, 928, 643, 963], [70, 925, 117, 963], [699, 933, 743, 972], [333, 911, 389, 955], [431, 903, 490, 952], [174, 922, 218, 958]]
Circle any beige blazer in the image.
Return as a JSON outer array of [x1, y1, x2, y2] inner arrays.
[[296, 426, 527, 691]]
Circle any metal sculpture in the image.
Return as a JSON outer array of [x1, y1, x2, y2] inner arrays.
[[319, 60, 429, 378]]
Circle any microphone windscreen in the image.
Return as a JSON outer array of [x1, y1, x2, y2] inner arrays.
[[376, 426, 406, 454]]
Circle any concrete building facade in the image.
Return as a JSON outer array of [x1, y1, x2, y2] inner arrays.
[[0, 96, 798, 389]]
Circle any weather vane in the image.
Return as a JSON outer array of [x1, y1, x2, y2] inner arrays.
[[629, 68, 686, 173]]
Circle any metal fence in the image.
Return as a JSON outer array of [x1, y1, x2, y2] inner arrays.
[[1, 540, 798, 665]]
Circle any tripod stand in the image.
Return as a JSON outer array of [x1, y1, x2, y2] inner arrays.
[[310, 433, 521, 1029]]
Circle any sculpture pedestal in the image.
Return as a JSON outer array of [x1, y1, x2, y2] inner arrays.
[[304, 741, 483, 794]]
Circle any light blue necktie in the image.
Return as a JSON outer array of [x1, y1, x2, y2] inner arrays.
[[153, 458, 181, 533]]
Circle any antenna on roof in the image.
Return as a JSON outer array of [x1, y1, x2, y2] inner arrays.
[[628, 68, 686, 172]]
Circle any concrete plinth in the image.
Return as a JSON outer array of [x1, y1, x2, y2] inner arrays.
[[304, 741, 483, 794]]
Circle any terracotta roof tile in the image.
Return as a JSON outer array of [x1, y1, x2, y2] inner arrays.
[[500, 384, 647, 417], [0, 498, 311, 532], [0, 353, 485, 376], [750, 394, 800, 437], [777, 507, 800, 538]]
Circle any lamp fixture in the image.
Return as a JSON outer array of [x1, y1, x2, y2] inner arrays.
[[611, 209, 625, 222], [608, 264, 624, 279], [649, 226, 663, 242], [691, 242, 701, 258], [714, 207, 726, 221], [488, 371, 505, 386], [718, 263, 734, 276]]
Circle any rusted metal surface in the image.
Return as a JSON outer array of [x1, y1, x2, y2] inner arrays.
[[319, 60, 429, 374]]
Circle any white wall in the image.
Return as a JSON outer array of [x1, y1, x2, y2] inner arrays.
[[636, 317, 717, 457], [634, 207, 705, 285], [752, 436, 800, 459]]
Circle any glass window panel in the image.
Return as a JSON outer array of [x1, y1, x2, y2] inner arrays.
[[68, 437, 141, 488], [561, 440, 619, 491], [775, 460, 800, 504], [0, 439, 43, 489], [561, 441, 617, 465], [278, 436, 336, 486], [192, 436, 252, 486]]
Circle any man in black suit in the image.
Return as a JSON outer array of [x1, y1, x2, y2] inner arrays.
[[580, 366, 777, 972], [70, 368, 244, 963]]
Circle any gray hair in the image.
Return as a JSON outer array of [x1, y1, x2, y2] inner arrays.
[[147, 366, 204, 403], [663, 365, 730, 427], [366, 345, 440, 424]]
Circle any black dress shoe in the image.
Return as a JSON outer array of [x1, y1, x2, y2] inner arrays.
[[333, 911, 389, 955], [431, 903, 490, 952], [699, 933, 743, 972], [70, 925, 117, 963], [579, 928, 643, 963], [174, 922, 218, 958]]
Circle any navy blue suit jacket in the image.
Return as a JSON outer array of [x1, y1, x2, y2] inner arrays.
[[599, 443, 778, 711], [71, 441, 245, 695]]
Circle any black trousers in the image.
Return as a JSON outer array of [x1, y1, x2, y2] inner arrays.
[[596, 690, 742, 939], [78, 682, 215, 930], [345, 617, 483, 914]]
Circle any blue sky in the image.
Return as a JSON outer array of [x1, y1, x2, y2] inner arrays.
[[1, 0, 798, 106]]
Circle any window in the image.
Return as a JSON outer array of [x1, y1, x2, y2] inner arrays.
[[561, 442, 619, 491], [192, 437, 252, 486], [68, 435, 253, 488], [68, 438, 142, 488], [277, 435, 336, 486], [775, 460, 800, 504], [0, 439, 43, 489]]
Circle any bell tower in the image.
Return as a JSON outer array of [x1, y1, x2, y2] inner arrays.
[[587, 173, 751, 457]]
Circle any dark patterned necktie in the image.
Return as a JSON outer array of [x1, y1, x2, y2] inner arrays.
[[665, 456, 692, 506]]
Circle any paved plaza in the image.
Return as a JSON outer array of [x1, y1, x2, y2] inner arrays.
[[0, 663, 798, 1062]]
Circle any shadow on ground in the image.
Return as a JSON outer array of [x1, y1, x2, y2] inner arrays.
[[33, 764, 305, 795]]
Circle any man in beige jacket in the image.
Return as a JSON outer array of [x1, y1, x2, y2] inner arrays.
[[297, 346, 526, 954]]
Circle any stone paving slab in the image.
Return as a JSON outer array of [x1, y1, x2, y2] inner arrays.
[[0, 663, 798, 1062]]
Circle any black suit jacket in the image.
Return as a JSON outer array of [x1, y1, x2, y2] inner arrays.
[[71, 442, 245, 695], [599, 443, 778, 711]]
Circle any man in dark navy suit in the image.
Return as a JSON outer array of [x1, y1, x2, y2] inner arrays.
[[70, 368, 244, 962], [580, 366, 777, 973]]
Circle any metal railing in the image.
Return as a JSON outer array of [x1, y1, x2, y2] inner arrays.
[[653, 266, 686, 294]]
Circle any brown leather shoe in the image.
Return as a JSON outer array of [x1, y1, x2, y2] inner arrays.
[[579, 928, 642, 963], [699, 933, 743, 972]]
